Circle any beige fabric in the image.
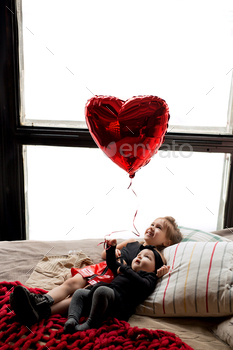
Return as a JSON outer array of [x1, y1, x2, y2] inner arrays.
[[25, 250, 93, 290], [212, 316, 233, 349], [129, 315, 230, 350], [211, 227, 233, 241], [0, 239, 106, 285]]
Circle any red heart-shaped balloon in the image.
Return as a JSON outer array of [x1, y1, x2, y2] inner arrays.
[[85, 95, 169, 178]]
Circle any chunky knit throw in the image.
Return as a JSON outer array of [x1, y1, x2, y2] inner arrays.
[[0, 281, 193, 350]]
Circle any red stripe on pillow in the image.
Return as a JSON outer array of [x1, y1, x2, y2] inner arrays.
[[206, 242, 218, 313], [163, 243, 180, 314]]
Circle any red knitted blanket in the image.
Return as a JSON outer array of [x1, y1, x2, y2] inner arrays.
[[0, 281, 193, 350]]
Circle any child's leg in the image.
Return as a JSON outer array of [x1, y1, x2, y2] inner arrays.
[[50, 297, 71, 315], [64, 289, 91, 333], [9, 274, 87, 325], [75, 286, 115, 331], [47, 274, 87, 304]]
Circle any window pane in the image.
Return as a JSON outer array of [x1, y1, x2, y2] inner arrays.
[[19, 1, 233, 131], [25, 145, 228, 241]]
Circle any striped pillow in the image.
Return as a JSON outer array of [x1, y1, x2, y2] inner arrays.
[[136, 241, 233, 317], [179, 226, 230, 242]]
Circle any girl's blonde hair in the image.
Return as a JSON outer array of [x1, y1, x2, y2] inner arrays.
[[162, 216, 183, 245]]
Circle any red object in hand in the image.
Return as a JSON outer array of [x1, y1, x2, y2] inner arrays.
[[85, 95, 170, 178]]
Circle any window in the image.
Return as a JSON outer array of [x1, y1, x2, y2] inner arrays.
[[1, 0, 233, 241], [19, 0, 233, 134], [26, 145, 229, 240]]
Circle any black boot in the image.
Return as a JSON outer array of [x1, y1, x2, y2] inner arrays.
[[9, 285, 54, 326]]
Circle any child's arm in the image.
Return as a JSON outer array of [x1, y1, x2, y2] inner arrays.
[[117, 264, 157, 290], [101, 238, 136, 260], [105, 241, 122, 275], [117, 265, 170, 280]]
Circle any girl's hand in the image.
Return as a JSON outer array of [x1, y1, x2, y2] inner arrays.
[[156, 265, 170, 278], [106, 239, 117, 247]]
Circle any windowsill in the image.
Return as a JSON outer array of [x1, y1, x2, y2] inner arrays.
[[21, 120, 233, 135]]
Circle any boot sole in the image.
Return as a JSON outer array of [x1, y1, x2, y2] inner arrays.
[[11, 286, 39, 326]]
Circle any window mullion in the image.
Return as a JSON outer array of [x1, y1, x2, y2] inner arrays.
[[224, 153, 233, 229], [227, 71, 233, 134]]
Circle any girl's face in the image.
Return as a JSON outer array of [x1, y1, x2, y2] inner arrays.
[[144, 218, 171, 247], [131, 249, 155, 273]]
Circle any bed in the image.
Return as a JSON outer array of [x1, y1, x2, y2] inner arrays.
[[1, 226, 233, 350]]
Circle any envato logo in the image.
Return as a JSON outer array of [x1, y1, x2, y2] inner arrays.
[[104, 140, 193, 158]]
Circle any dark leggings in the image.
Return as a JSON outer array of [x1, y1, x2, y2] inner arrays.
[[64, 286, 115, 332]]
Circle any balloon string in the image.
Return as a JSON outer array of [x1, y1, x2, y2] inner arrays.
[[98, 179, 140, 250], [130, 186, 140, 236], [127, 179, 133, 189]]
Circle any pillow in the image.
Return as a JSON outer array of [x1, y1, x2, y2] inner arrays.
[[136, 241, 233, 317], [212, 316, 233, 348], [179, 226, 231, 242]]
